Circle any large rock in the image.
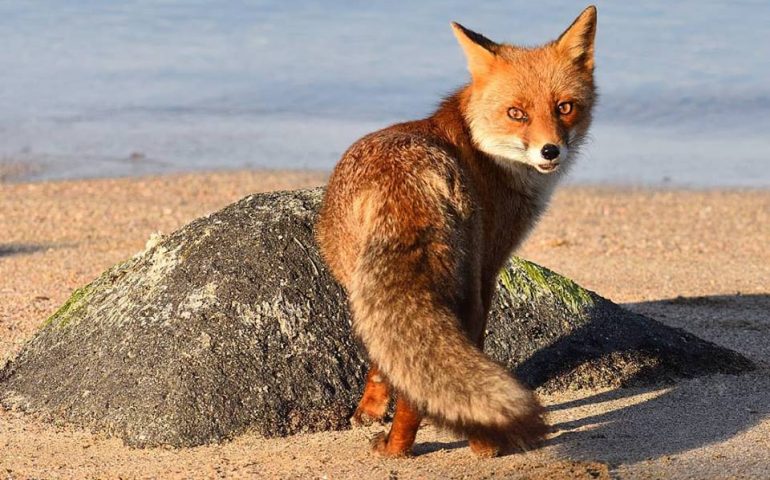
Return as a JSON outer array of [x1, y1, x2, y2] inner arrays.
[[0, 188, 754, 447]]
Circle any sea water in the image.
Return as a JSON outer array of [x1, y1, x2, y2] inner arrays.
[[0, 0, 768, 186]]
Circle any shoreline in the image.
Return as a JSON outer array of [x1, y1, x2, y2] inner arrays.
[[4, 164, 770, 192], [1, 169, 768, 478]]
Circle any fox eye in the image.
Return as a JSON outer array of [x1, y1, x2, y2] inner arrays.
[[507, 107, 528, 122], [558, 101, 574, 115]]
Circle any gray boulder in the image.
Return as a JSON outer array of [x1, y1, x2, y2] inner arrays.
[[0, 187, 754, 447]]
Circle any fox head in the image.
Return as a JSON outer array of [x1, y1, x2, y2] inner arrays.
[[452, 6, 597, 175]]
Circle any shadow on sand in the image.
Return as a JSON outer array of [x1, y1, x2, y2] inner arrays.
[[0, 243, 50, 258], [544, 293, 769, 465], [415, 294, 768, 463]]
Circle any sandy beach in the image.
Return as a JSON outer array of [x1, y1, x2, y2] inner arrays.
[[1, 170, 768, 479]]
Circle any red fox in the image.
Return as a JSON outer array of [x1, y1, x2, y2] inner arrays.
[[316, 6, 597, 458]]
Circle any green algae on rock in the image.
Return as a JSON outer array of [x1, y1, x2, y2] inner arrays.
[[0, 187, 755, 447], [499, 257, 594, 316], [44, 284, 93, 329]]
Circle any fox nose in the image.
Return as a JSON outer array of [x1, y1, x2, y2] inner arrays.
[[541, 144, 560, 161]]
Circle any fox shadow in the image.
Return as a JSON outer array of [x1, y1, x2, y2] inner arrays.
[[545, 366, 768, 464], [416, 294, 768, 462], [533, 293, 768, 464]]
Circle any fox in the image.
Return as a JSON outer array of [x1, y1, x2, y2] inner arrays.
[[316, 6, 597, 458]]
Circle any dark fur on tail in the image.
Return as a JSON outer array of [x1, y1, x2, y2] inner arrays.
[[349, 236, 547, 450]]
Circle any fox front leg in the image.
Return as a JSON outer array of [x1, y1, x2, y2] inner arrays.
[[351, 364, 391, 427], [370, 395, 422, 458]]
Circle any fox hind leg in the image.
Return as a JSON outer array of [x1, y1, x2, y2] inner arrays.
[[370, 395, 422, 457], [468, 436, 501, 458], [351, 364, 391, 427]]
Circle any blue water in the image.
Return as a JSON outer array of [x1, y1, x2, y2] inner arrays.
[[0, 0, 768, 186]]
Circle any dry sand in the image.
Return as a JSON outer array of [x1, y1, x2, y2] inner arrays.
[[1, 170, 768, 479]]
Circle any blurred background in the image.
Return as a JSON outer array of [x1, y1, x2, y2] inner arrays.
[[0, 0, 768, 186]]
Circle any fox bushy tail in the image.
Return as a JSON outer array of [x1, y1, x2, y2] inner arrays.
[[348, 243, 547, 447]]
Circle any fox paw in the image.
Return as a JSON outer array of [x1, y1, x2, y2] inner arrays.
[[350, 408, 384, 428], [468, 438, 500, 458], [370, 432, 412, 458]]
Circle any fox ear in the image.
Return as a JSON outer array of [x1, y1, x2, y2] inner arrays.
[[451, 22, 497, 79], [556, 5, 597, 71]]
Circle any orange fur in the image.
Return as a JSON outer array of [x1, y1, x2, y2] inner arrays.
[[370, 397, 423, 458], [316, 6, 598, 457], [350, 365, 390, 427]]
